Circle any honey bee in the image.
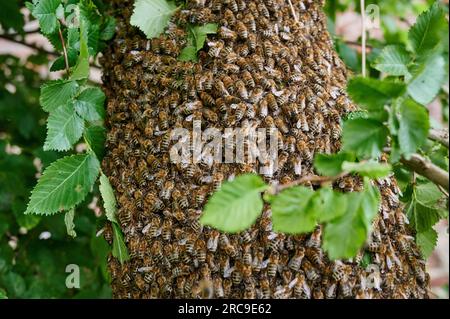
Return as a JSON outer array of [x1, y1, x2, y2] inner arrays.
[[267, 251, 279, 277], [288, 247, 305, 271], [208, 40, 224, 57], [236, 21, 248, 39], [302, 259, 320, 281], [219, 26, 237, 40], [294, 273, 311, 299], [260, 276, 271, 299], [214, 277, 225, 298]]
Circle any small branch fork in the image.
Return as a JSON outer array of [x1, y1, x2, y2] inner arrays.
[[58, 27, 70, 75], [273, 171, 350, 194]]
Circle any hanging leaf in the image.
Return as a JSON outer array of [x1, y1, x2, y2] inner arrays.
[[44, 102, 85, 152], [343, 119, 389, 159], [112, 223, 130, 264], [26, 153, 100, 215], [311, 187, 348, 223], [200, 174, 268, 233], [71, 18, 90, 80], [323, 180, 380, 260], [270, 187, 317, 234], [99, 173, 118, 224], [416, 228, 438, 259], [398, 99, 430, 157], [130, 0, 178, 39], [64, 209, 77, 238]]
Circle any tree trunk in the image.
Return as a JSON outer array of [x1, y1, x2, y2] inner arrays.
[[101, 0, 429, 299]]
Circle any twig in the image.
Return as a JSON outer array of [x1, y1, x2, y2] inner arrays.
[[401, 154, 449, 192], [360, 0, 367, 77], [429, 128, 449, 149], [437, 184, 449, 198], [58, 27, 70, 75], [288, 0, 299, 24], [274, 171, 350, 194]]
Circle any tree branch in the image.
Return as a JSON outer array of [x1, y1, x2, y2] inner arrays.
[[0, 34, 57, 56], [429, 128, 449, 149], [401, 154, 449, 191]]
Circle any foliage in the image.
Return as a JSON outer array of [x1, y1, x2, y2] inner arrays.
[[22, 0, 129, 264], [0, 54, 111, 298]]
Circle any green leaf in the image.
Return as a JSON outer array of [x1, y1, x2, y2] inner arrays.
[[26, 153, 100, 215], [270, 187, 317, 234], [200, 174, 268, 233], [71, 18, 90, 80], [31, 0, 61, 34], [398, 99, 430, 157], [0, 288, 7, 299], [44, 103, 85, 151], [314, 152, 355, 177], [407, 195, 441, 233], [323, 180, 380, 260], [191, 24, 218, 51], [100, 16, 116, 41], [178, 24, 218, 61], [112, 223, 129, 264], [415, 183, 443, 207], [360, 178, 381, 228], [40, 80, 79, 113], [99, 173, 118, 224], [342, 161, 392, 179], [416, 228, 438, 259], [323, 192, 367, 260], [130, 0, 178, 39], [372, 45, 412, 77], [408, 2, 448, 58], [178, 46, 198, 62], [312, 187, 348, 223], [347, 77, 406, 111], [74, 87, 105, 122], [343, 119, 389, 159], [407, 54, 446, 105], [64, 209, 77, 238], [83, 125, 106, 160], [50, 48, 78, 72]]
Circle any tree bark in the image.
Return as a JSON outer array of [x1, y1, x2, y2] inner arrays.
[[101, 0, 429, 299]]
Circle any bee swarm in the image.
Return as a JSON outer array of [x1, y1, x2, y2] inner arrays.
[[101, 0, 429, 299]]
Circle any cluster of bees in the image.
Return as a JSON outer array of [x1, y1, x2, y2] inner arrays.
[[100, 0, 429, 299]]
